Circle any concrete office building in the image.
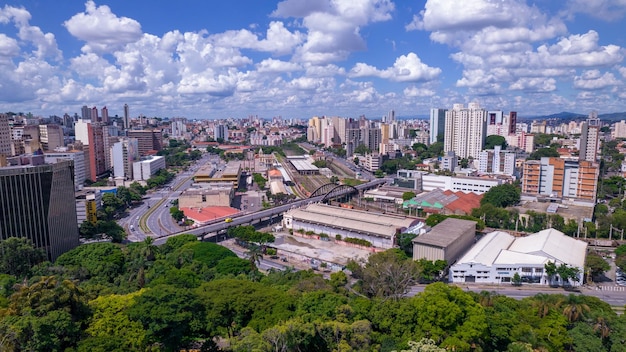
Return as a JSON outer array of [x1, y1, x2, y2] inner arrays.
[[179, 182, 234, 208], [444, 103, 488, 159], [112, 138, 139, 180], [0, 158, 79, 261], [127, 130, 163, 156], [38, 124, 64, 151], [44, 148, 86, 191]]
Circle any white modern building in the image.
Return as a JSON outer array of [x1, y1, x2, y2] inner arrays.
[[444, 103, 488, 159], [478, 145, 516, 176], [422, 174, 502, 194], [133, 155, 166, 181], [44, 148, 86, 191], [449, 229, 587, 286]]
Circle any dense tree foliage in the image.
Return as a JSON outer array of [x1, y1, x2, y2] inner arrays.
[[484, 135, 508, 150], [480, 184, 521, 208], [0, 237, 45, 278], [528, 147, 560, 160], [2, 233, 626, 351]]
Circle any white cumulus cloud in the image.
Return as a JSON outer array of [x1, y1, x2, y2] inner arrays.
[[64, 1, 142, 53]]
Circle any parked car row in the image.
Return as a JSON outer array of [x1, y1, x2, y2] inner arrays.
[[617, 268, 626, 286]]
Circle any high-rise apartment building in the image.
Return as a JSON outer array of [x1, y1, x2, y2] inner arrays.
[[101, 106, 109, 124], [0, 158, 79, 260], [444, 103, 488, 159], [429, 108, 447, 144], [81, 105, 90, 120], [331, 116, 347, 145], [214, 124, 229, 142], [478, 145, 516, 176], [91, 106, 99, 122], [75, 120, 107, 181], [613, 120, 626, 139], [579, 112, 600, 162], [0, 114, 12, 158], [522, 157, 598, 201], [123, 104, 130, 130]]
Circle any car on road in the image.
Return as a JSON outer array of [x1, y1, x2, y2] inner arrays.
[[225, 218, 233, 223]]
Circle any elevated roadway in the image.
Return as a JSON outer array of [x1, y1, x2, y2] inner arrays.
[[154, 178, 387, 245]]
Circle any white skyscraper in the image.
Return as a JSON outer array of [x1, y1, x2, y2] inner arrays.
[[444, 103, 488, 159]]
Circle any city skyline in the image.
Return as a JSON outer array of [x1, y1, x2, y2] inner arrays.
[[1, 0, 625, 119]]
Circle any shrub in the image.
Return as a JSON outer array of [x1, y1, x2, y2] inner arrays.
[[335, 234, 342, 241], [343, 237, 372, 247]]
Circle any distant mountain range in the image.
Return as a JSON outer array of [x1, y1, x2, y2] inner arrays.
[[398, 111, 626, 122], [521, 111, 626, 122]]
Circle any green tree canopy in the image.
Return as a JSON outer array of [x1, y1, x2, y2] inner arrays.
[[485, 135, 508, 150], [480, 184, 521, 208], [0, 237, 45, 278], [528, 147, 560, 160]]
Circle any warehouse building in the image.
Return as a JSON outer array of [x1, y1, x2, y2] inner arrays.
[[288, 156, 319, 175], [449, 228, 587, 286], [283, 203, 422, 249], [412, 218, 477, 264]]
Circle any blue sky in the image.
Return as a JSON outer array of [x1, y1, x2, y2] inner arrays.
[[1, 0, 625, 119]]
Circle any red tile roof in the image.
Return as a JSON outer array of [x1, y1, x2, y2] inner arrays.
[[442, 190, 483, 215], [181, 206, 239, 225]]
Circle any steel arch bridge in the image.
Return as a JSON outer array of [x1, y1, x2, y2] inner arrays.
[[310, 183, 359, 202]]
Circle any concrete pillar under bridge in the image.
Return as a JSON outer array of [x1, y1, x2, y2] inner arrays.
[[203, 230, 228, 243], [200, 215, 284, 243]]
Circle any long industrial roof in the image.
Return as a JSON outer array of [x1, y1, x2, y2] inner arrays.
[[412, 218, 477, 248], [286, 203, 417, 239], [289, 158, 319, 171]]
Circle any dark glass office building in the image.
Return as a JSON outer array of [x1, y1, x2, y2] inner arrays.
[[0, 159, 79, 261]]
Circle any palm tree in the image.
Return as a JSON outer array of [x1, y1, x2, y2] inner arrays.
[[560, 294, 590, 323], [531, 293, 558, 318], [478, 290, 497, 307], [141, 237, 159, 261], [593, 316, 611, 339], [246, 245, 263, 270]]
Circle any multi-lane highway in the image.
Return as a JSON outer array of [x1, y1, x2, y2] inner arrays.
[[121, 153, 219, 241]]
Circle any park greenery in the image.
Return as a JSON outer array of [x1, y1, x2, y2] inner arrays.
[[158, 139, 202, 168], [1, 234, 626, 351]]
